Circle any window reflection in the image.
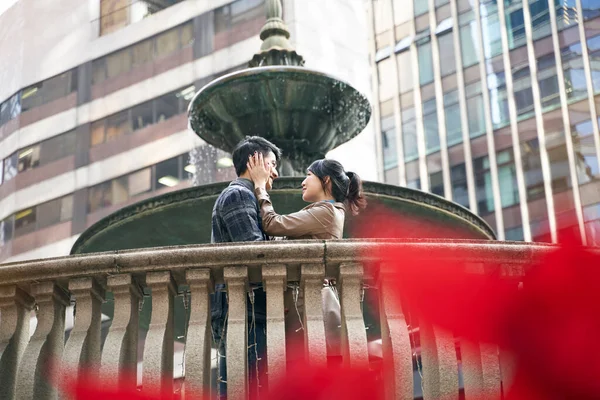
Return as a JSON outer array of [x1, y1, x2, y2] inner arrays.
[[444, 90, 463, 146], [521, 139, 546, 201], [382, 117, 398, 170], [562, 42, 588, 102], [451, 163, 469, 208], [423, 99, 439, 153], [572, 119, 600, 185], [402, 107, 418, 161], [429, 171, 444, 197], [459, 12, 480, 67]]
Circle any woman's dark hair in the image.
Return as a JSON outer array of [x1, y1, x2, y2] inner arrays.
[[232, 136, 282, 176], [307, 159, 367, 215]]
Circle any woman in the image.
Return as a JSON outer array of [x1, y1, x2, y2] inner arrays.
[[246, 153, 367, 239], [247, 153, 367, 361]]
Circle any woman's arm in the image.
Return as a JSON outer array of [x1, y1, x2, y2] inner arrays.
[[254, 188, 334, 237]]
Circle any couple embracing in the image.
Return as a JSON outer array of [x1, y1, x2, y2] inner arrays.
[[210, 136, 366, 396]]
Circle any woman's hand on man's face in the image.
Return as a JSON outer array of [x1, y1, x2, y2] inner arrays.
[[247, 152, 271, 189]]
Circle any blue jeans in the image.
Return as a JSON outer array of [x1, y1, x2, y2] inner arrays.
[[211, 285, 267, 398]]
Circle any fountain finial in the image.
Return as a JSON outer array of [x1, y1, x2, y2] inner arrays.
[[249, 0, 305, 67]]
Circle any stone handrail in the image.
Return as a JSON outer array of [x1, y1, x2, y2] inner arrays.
[[0, 239, 574, 399]]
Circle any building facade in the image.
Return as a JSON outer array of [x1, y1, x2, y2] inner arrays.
[[369, 0, 600, 243], [0, 0, 376, 263]]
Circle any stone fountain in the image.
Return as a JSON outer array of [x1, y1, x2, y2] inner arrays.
[[71, 0, 494, 256]]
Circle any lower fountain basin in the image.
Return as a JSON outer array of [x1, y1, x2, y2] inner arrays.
[[71, 178, 495, 255]]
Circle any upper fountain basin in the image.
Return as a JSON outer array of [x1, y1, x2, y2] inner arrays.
[[188, 66, 372, 171]]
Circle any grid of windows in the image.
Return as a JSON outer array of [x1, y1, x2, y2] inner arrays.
[[373, 0, 600, 243]]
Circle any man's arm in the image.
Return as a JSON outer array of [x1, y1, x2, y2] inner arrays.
[[220, 188, 264, 242]]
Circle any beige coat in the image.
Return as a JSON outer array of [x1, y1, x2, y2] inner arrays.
[[254, 187, 346, 239]]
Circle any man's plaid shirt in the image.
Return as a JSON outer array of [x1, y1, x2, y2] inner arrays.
[[211, 178, 268, 243], [210, 178, 267, 322]]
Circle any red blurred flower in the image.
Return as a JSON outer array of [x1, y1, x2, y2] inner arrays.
[[354, 204, 600, 399]]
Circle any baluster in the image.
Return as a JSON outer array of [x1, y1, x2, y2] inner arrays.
[[338, 263, 369, 367], [142, 272, 176, 397], [100, 274, 142, 389], [379, 263, 414, 400], [300, 264, 327, 366], [63, 278, 105, 377], [16, 282, 70, 400], [0, 286, 34, 400], [224, 266, 248, 400], [184, 268, 212, 397], [420, 321, 459, 400], [263, 265, 287, 385], [460, 340, 502, 399]]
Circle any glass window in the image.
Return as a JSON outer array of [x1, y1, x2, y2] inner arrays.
[[155, 91, 180, 122], [555, 0, 578, 30], [17, 146, 41, 173], [537, 54, 560, 109], [155, 27, 180, 59], [105, 110, 131, 141], [132, 40, 153, 67], [528, 0, 551, 40], [497, 149, 519, 208], [0, 216, 14, 244], [512, 67, 534, 117], [396, 51, 414, 93], [37, 195, 73, 230], [0, 158, 3, 186], [587, 35, 600, 95], [444, 90, 463, 146], [231, 0, 264, 25], [562, 42, 588, 102], [474, 155, 495, 214], [100, 0, 129, 35], [88, 177, 128, 213], [451, 163, 469, 208], [91, 120, 106, 146], [583, 203, 600, 246], [546, 128, 573, 193], [14, 207, 36, 237], [21, 70, 76, 112], [417, 39, 434, 85], [505, 2, 526, 50], [423, 99, 439, 153], [488, 71, 510, 128], [480, 3, 502, 59], [92, 58, 107, 85], [377, 58, 395, 101], [459, 18, 480, 67], [414, 0, 429, 16], [581, 0, 600, 20], [521, 139, 546, 201], [181, 22, 194, 48], [131, 101, 154, 131], [438, 32, 456, 76], [429, 171, 444, 196], [572, 119, 600, 185], [155, 157, 180, 188], [39, 130, 76, 165], [106, 49, 132, 79], [0, 93, 21, 125], [505, 225, 524, 241], [214, 3, 232, 34], [3, 152, 18, 182], [402, 108, 418, 161], [128, 168, 152, 197], [382, 117, 398, 170], [466, 86, 486, 138]]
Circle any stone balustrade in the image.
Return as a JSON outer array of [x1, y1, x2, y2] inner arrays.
[[0, 239, 565, 399]]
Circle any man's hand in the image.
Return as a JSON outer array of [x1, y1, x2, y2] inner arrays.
[[247, 152, 271, 189]]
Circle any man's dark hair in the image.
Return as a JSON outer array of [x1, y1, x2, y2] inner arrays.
[[232, 136, 282, 176]]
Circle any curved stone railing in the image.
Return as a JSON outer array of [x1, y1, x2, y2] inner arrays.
[[0, 239, 562, 399]]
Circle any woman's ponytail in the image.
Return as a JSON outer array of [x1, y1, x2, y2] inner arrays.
[[345, 171, 367, 216]]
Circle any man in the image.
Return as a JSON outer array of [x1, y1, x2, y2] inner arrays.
[[211, 136, 281, 397]]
